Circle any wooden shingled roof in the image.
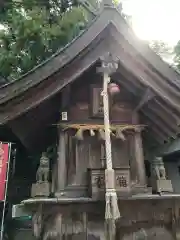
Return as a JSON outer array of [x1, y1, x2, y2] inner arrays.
[[0, 1, 180, 149]]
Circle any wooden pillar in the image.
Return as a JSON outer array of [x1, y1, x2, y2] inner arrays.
[[51, 163, 56, 193], [172, 200, 180, 240], [57, 128, 66, 192], [134, 128, 146, 186], [128, 134, 137, 182], [82, 212, 88, 240]]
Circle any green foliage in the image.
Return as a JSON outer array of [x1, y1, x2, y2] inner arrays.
[[0, 0, 88, 81], [0, 0, 133, 81], [174, 41, 180, 70]]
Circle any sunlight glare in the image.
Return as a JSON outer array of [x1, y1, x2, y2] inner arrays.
[[123, 0, 180, 45]]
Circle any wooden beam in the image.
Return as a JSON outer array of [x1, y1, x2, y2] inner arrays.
[[146, 101, 180, 133], [141, 113, 168, 142], [141, 124, 165, 145], [141, 108, 176, 138], [117, 65, 145, 91], [133, 88, 155, 112], [155, 99, 180, 125]]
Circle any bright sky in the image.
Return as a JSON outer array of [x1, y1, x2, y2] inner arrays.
[[122, 0, 180, 46]]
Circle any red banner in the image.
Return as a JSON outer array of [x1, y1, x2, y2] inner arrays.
[[0, 143, 10, 201]]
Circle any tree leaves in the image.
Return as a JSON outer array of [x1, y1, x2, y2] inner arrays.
[[0, 0, 88, 81]]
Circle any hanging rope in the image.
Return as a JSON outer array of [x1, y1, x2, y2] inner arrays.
[[102, 73, 120, 240]]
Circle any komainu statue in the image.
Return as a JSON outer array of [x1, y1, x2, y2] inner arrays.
[[36, 152, 50, 183], [151, 156, 173, 193], [31, 152, 50, 197], [152, 157, 166, 180]]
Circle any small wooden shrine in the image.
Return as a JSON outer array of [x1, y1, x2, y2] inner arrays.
[[1, 0, 180, 239]]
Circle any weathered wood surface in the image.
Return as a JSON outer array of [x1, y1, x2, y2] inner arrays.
[[69, 83, 137, 124], [0, 5, 179, 154], [57, 130, 66, 191], [29, 199, 180, 240], [54, 80, 149, 197]]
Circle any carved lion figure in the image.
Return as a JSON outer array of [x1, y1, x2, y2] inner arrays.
[[36, 152, 50, 183], [152, 157, 166, 180]]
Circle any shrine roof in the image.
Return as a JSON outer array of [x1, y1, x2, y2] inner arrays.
[[0, 2, 180, 150], [0, 4, 180, 106]]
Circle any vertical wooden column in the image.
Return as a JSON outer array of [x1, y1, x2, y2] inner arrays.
[[82, 212, 88, 240], [172, 200, 180, 240], [127, 134, 137, 182], [56, 128, 67, 192], [134, 128, 146, 186]]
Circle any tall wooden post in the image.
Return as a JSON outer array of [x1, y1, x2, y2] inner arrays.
[[134, 128, 146, 186], [56, 128, 66, 192]]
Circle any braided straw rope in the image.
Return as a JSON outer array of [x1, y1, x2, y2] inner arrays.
[[102, 73, 112, 170], [60, 124, 145, 132], [102, 73, 120, 225]]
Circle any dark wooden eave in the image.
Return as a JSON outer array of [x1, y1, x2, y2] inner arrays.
[[0, 5, 180, 149]]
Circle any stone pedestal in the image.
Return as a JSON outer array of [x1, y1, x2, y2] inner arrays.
[[31, 182, 50, 197], [152, 179, 173, 193]]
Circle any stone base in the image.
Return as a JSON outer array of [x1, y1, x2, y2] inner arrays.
[[153, 179, 173, 193], [31, 182, 50, 197], [55, 185, 88, 198], [131, 185, 151, 195]]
